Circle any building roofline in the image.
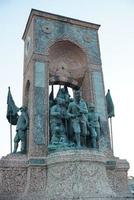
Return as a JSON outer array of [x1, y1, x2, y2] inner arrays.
[[22, 9, 101, 40]]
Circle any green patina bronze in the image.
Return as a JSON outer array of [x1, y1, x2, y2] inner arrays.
[[67, 90, 88, 148], [49, 87, 69, 147], [13, 106, 29, 154], [50, 97, 67, 145], [49, 87, 102, 151], [87, 103, 101, 149]]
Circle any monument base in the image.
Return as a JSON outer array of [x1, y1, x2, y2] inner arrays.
[[45, 150, 115, 199], [0, 150, 133, 200]]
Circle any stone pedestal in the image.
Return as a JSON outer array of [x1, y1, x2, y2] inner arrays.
[[0, 150, 133, 200], [0, 154, 27, 200], [45, 150, 116, 199]]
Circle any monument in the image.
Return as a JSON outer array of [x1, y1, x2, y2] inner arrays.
[[0, 9, 133, 200]]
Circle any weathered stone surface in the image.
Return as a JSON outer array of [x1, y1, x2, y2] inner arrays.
[[45, 150, 116, 199], [0, 154, 27, 199], [0, 150, 133, 200]]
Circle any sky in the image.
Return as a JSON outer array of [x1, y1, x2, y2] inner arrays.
[[0, 0, 134, 176]]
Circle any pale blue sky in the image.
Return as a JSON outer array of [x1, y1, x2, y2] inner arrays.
[[0, 0, 134, 176]]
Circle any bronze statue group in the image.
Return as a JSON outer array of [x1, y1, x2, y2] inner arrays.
[[11, 86, 101, 154], [49, 86, 101, 150]]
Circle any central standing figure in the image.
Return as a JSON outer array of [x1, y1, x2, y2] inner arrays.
[[67, 90, 88, 147]]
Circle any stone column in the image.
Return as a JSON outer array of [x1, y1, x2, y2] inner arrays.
[[22, 55, 49, 198], [28, 54, 49, 158], [91, 69, 112, 154]]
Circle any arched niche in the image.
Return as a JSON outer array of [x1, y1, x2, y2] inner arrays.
[[48, 40, 88, 93]]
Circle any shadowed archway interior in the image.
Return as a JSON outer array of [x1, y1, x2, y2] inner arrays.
[[48, 40, 88, 90]]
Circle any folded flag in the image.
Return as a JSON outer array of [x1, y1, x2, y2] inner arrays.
[[6, 87, 19, 125], [106, 89, 115, 118]]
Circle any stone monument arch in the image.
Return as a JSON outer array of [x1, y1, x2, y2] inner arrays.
[[0, 9, 133, 200], [22, 9, 110, 157]]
